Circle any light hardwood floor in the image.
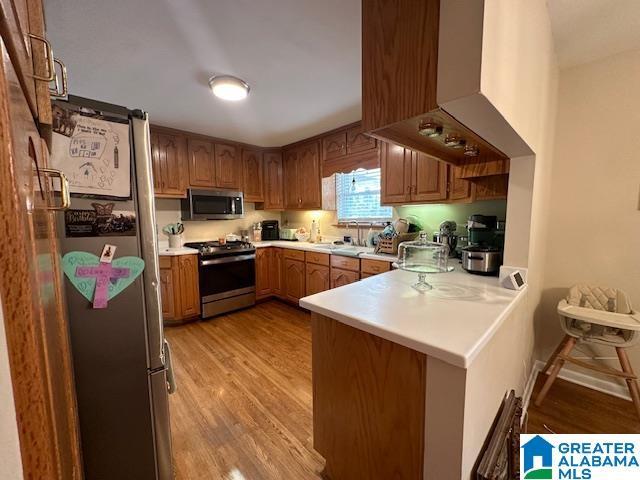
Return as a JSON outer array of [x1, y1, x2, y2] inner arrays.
[[165, 300, 324, 480], [526, 373, 640, 433], [166, 301, 639, 479]]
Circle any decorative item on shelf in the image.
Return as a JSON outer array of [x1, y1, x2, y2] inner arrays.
[[162, 222, 184, 249], [417, 120, 443, 137], [397, 233, 454, 293]]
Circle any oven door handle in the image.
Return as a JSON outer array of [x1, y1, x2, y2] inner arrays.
[[200, 254, 255, 266]]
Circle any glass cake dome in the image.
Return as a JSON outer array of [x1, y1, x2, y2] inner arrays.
[[397, 233, 454, 292]]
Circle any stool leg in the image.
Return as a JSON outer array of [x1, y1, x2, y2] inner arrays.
[[615, 347, 640, 420], [542, 335, 571, 375], [535, 336, 577, 407]]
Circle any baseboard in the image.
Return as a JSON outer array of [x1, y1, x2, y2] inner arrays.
[[521, 363, 539, 416], [530, 359, 632, 402]]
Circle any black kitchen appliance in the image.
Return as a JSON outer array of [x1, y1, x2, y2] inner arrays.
[[181, 188, 244, 220], [183, 240, 256, 318], [461, 215, 504, 275], [261, 220, 279, 241]]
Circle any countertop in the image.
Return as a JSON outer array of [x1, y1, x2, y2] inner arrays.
[[157, 246, 199, 256], [253, 240, 398, 263], [299, 267, 527, 369]]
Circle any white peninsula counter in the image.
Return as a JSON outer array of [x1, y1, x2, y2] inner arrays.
[[300, 267, 530, 480]]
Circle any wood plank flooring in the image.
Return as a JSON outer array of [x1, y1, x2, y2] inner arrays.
[[526, 373, 640, 433], [166, 300, 640, 479], [165, 300, 324, 480]]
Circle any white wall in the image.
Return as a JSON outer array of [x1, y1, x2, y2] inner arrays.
[[0, 298, 24, 480], [537, 49, 640, 383], [458, 0, 559, 477]]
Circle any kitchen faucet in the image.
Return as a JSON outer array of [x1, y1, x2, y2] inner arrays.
[[346, 221, 364, 246]]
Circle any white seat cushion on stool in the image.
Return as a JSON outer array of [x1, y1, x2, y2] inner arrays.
[[567, 284, 632, 314]]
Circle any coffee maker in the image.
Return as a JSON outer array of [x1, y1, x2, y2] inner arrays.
[[461, 215, 504, 275]]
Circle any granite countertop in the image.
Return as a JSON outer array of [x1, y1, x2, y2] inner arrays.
[[253, 240, 398, 263], [299, 266, 527, 369]]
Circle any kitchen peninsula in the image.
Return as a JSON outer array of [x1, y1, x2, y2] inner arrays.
[[300, 268, 528, 479]]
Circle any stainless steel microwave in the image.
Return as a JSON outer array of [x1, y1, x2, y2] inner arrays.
[[181, 189, 244, 220]]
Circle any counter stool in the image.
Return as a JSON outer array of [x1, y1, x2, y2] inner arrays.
[[535, 284, 640, 419]]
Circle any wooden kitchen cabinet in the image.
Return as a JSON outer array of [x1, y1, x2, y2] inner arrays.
[[330, 268, 360, 289], [283, 140, 321, 210], [214, 143, 242, 189], [306, 263, 330, 296], [160, 254, 200, 324], [411, 151, 448, 203], [187, 138, 215, 187], [255, 248, 272, 299], [449, 165, 474, 202], [474, 174, 509, 200], [270, 248, 284, 296], [360, 259, 390, 276], [322, 130, 347, 161], [242, 148, 264, 202], [283, 258, 306, 303], [381, 142, 473, 205], [151, 128, 187, 198], [346, 124, 377, 156], [260, 151, 284, 210]]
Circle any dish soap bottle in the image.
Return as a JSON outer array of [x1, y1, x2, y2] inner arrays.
[[310, 219, 318, 243]]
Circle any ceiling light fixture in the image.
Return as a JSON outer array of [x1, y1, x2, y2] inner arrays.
[[208, 75, 250, 101]]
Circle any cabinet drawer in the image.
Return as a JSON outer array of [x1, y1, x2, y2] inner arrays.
[[330, 255, 360, 272], [159, 256, 172, 269], [330, 268, 360, 288], [305, 251, 330, 266], [361, 259, 391, 275], [283, 248, 306, 261]]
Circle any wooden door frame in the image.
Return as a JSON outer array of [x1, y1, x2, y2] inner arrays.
[[0, 40, 82, 480]]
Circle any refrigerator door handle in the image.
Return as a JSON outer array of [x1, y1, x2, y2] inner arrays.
[[164, 340, 176, 394]]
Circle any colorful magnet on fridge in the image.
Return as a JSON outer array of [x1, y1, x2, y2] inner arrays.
[[62, 251, 145, 309]]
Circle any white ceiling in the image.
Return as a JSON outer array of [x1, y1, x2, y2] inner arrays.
[[44, 0, 362, 147], [548, 0, 640, 68]]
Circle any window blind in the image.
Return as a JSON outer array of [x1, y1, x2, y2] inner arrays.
[[336, 168, 392, 222]]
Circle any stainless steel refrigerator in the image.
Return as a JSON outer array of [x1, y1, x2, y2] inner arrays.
[[55, 96, 174, 480]]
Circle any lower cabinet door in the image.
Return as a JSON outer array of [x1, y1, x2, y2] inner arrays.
[[330, 268, 360, 289], [306, 263, 330, 296], [284, 258, 305, 303], [177, 255, 200, 318], [270, 248, 284, 296], [160, 267, 178, 322], [256, 248, 272, 298]]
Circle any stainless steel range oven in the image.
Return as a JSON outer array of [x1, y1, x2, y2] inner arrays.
[[184, 240, 255, 318]]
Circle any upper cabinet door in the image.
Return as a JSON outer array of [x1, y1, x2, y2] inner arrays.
[[150, 130, 162, 192], [283, 148, 300, 209], [214, 143, 241, 190], [298, 141, 321, 209], [380, 142, 412, 204], [322, 131, 347, 161], [187, 138, 215, 187], [346, 125, 377, 155], [157, 132, 186, 197], [449, 166, 473, 203], [242, 149, 264, 202], [263, 151, 284, 210], [411, 152, 448, 202]]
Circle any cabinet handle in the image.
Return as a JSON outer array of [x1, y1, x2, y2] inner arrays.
[[49, 58, 68, 98], [34, 168, 71, 210], [27, 33, 56, 82]]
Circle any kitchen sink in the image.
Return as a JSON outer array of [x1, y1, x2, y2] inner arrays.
[[312, 244, 373, 258]]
